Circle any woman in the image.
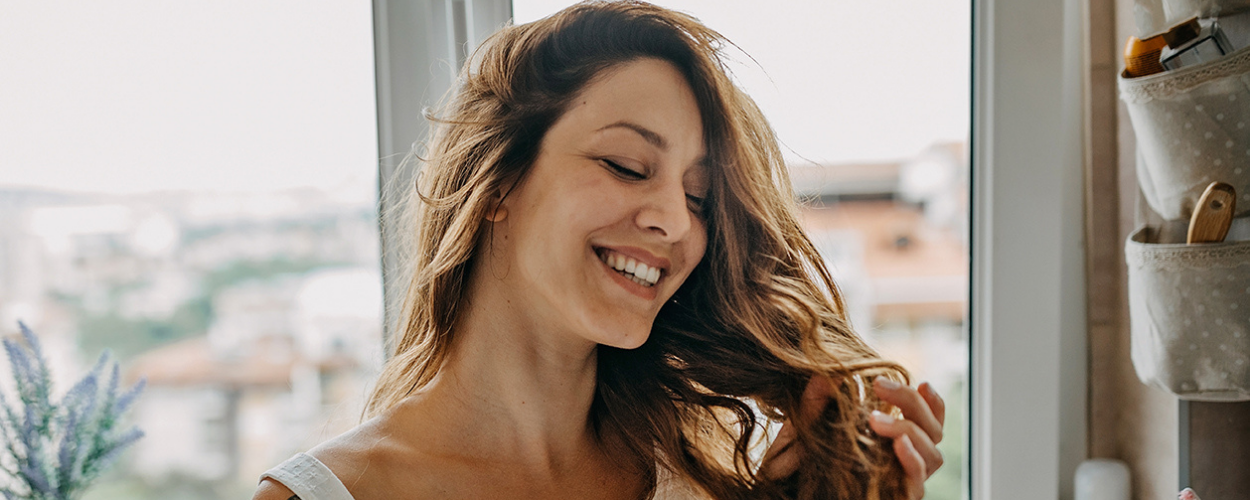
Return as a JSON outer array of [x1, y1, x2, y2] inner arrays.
[[254, 1, 945, 499]]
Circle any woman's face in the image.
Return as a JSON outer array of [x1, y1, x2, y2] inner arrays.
[[489, 57, 709, 350]]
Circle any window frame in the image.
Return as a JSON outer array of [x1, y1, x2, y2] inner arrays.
[[372, 0, 513, 337], [969, 0, 1088, 497]]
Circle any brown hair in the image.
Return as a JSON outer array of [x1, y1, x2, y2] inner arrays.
[[366, 2, 911, 498]]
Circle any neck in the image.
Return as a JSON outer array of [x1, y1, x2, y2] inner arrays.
[[396, 267, 603, 474]]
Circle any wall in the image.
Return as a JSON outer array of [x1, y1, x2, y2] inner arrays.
[[1091, 1, 1250, 498], [1086, 0, 1180, 498]]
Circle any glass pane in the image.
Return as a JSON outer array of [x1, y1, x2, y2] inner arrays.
[[512, 2, 971, 498], [0, 2, 380, 498]]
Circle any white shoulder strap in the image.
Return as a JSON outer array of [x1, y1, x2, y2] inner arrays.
[[260, 453, 356, 500]]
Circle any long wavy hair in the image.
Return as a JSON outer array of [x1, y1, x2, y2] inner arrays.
[[365, 2, 911, 498]]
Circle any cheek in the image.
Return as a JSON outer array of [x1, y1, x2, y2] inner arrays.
[[559, 174, 633, 230], [679, 220, 709, 279], [691, 219, 709, 262]]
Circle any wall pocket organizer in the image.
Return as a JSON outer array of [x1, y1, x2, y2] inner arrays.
[[1121, 36, 1250, 401], [1126, 220, 1250, 400], [1121, 44, 1250, 220]]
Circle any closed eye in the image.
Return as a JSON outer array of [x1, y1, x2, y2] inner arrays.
[[686, 194, 705, 213], [602, 159, 645, 180]]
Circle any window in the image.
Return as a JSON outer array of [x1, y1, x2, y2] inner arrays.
[[0, 3, 381, 498], [1, 0, 1088, 498]]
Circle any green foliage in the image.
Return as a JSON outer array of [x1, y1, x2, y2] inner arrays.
[[76, 298, 212, 362], [70, 257, 347, 361], [200, 257, 345, 294], [80, 471, 253, 500]]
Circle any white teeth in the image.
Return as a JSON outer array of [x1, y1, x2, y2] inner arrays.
[[599, 249, 663, 287]]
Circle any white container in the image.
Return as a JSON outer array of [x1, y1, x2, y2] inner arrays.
[[1127, 218, 1250, 400], [1120, 45, 1250, 220], [1074, 459, 1131, 500]]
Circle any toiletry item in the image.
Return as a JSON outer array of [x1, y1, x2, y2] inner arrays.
[[1075, 459, 1131, 500], [1125, 34, 1168, 77], [1187, 181, 1236, 244], [1160, 17, 1234, 70], [1217, 9, 1250, 50]]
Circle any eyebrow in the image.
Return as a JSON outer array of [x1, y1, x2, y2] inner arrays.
[[596, 121, 668, 151]]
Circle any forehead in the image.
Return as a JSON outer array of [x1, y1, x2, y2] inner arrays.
[[545, 58, 708, 172]]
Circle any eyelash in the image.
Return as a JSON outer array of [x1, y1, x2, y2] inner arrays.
[[602, 159, 706, 215], [685, 194, 705, 213], [603, 159, 645, 180]]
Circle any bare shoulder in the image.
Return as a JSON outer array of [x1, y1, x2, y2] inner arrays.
[[249, 414, 409, 500], [304, 411, 430, 499], [306, 417, 393, 477], [252, 477, 299, 500]]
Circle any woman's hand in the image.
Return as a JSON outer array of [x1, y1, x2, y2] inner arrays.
[[761, 376, 946, 499]]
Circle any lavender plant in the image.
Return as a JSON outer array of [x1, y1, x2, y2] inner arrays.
[[0, 322, 145, 500]]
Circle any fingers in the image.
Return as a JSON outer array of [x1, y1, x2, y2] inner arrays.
[[873, 378, 944, 445], [870, 410, 943, 478], [894, 434, 927, 500], [919, 381, 946, 428], [761, 420, 801, 479], [762, 376, 833, 480], [798, 375, 834, 425]]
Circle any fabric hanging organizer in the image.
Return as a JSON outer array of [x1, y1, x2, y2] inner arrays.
[[1121, 44, 1250, 220], [1127, 220, 1250, 401], [1121, 40, 1250, 401]]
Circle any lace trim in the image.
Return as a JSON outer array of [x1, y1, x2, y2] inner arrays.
[[1119, 45, 1250, 104], [1127, 240, 1250, 270]]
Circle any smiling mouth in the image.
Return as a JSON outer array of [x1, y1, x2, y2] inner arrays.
[[596, 248, 662, 287]]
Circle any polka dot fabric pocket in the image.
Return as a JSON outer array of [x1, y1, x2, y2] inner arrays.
[[1127, 221, 1250, 400], [1120, 45, 1250, 221]]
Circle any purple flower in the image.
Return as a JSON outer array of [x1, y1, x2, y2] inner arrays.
[[1, 322, 145, 499]]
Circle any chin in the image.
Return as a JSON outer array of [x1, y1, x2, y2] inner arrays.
[[602, 334, 649, 350], [589, 323, 652, 350]]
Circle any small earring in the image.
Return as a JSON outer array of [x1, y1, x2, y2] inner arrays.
[[485, 206, 507, 222]]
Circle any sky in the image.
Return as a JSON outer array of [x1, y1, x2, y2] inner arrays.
[[0, 1, 379, 197], [0, 0, 968, 196], [515, 0, 972, 165]]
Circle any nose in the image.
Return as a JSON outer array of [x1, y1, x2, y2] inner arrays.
[[635, 180, 693, 242]]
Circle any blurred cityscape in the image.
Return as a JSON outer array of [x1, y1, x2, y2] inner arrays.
[[793, 142, 969, 500], [0, 141, 966, 499], [0, 188, 384, 498]]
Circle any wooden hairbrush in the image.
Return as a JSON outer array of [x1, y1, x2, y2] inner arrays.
[[1187, 181, 1236, 244]]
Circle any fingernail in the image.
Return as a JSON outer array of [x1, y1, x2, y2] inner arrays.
[[871, 410, 894, 424], [875, 378, 901, 390]]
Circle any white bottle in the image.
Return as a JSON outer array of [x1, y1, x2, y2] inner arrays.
[[1074, 459, 1130, 500]]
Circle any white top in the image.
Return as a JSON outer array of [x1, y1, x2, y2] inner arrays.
[[260, 451, 702, 499], [260, 453, 356, 500]]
